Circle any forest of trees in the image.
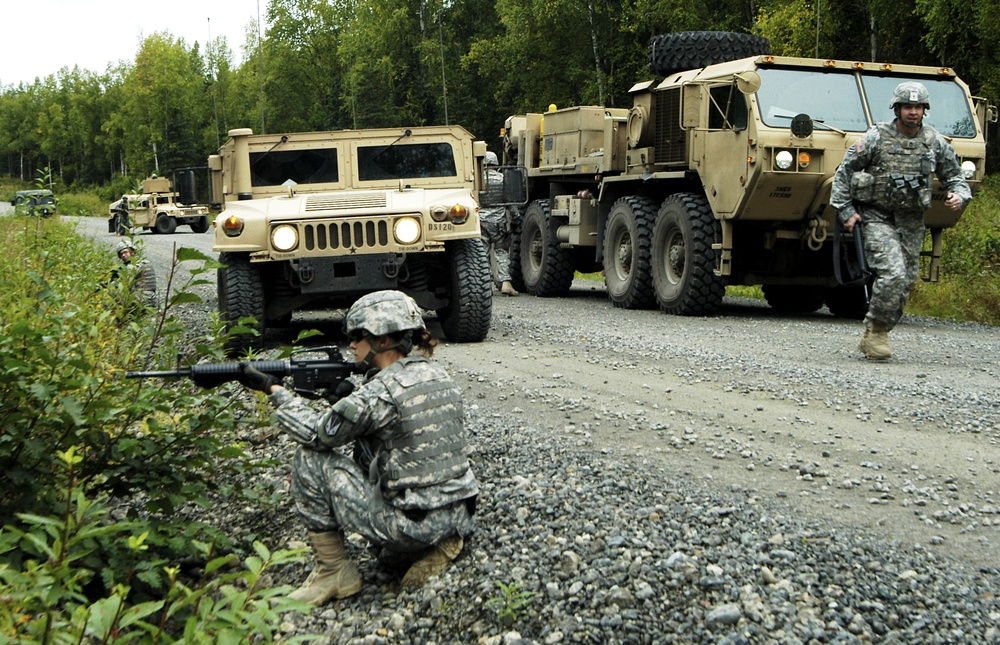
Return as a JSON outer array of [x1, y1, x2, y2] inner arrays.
[[3, 0, 1000, 194]]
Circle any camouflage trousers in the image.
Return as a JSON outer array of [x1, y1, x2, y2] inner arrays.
[[480, 211, 513, 283], [290, 447, 475, 553], [861, 212, 925, 330]]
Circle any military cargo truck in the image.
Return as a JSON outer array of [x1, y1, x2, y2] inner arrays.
[[208, 125, 494, 353], [108, 175, 212, 235], [502, 31, 993, 317]]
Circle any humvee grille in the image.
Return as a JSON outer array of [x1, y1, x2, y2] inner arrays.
[[654, 90, 686, 165], [303, 219, 390, 251], [305, 193, 388, 211]]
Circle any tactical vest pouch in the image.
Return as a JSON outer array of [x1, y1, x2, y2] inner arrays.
[[850, 172, 875, 202], [886, 173, 930, 211]]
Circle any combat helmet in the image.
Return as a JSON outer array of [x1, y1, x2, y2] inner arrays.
[[484, 151, 499, 167], [344, 290, 425, 338], [890, 82, 931, 110], [115, 240, 136, 258]]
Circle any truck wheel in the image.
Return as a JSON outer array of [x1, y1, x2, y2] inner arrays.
[[604, 196, 657, 309], [508, 205, 526, 292], [651, 193, 725, 315], [518, 199, 574, 296], [762, 285, 825, 313], [648, 31, 771, 77], [438, 237, 492, 342], [190, 216, 210, 234], [218, 252, 266, 355], [154, 214, 177, 235], [824, 285, 870, 319]]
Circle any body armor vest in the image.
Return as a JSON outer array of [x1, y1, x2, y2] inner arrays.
[[377, 357, 470, 492], [870, 123, 936, 212]]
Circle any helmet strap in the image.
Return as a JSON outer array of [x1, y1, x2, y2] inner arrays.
[[357, 330, 413, 370]]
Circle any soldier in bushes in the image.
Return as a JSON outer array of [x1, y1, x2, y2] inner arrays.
[[107, 240, 158, 311], [238, 290, 479, 606], [831, 81, 970, 361]]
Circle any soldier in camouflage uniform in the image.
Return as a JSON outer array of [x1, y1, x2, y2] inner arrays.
[[238, 290, 479, 606], [831, 81, 971, 360], [481, 151, 518, 296], [110, 240, 158, 310]]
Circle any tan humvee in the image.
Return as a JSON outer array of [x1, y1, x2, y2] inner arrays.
[[503, 32, 994, 317], [208, 125, 495, 353], [108, 176, 211, 235]]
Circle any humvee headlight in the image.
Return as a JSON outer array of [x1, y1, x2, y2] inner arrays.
[[393, 217, 421, 245], [271, 224, 298, 251], [961, 160, 977, 179], [775, 150, 794, 170], [449, 204, 469, 224], [222, 214, 244, 237]]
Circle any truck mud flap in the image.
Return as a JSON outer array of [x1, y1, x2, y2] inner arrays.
[[294, 255, 401, 294]]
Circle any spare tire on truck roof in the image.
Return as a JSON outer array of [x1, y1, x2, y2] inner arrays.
[[647, 31, 771, 77]]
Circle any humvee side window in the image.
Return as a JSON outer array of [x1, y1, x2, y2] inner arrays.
[[250, 148, 340, 187], [860, 75, 977, 138], [357, 143, 457, 181], [757, 69, 868, 132], [708, 85, 748, 130]]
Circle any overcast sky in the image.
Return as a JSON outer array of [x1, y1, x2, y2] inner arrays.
[[0, 0, 262, 87]]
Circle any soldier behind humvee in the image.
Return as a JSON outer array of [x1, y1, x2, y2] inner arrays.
[[831, 81, 971, 361]]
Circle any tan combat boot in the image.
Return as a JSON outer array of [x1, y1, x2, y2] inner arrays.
[[289, 531, 362, 606], [501, 281, 519, 296], [401, 535, 464, 587], [858, 322, 891, 360]]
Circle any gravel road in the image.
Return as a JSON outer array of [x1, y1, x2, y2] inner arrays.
[[73, 216, 1000, 643]]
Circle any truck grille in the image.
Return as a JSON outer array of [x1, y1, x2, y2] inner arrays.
[[305, 193, 387, 211], [303, 219, 390, 251], [654, 90, 686, 165]]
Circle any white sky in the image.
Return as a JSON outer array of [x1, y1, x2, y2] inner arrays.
[[0, 0, 262, 87]]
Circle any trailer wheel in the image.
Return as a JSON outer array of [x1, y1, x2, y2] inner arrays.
[[604, 196, 657, 309], [190, 216, 210, 234], [648, 31, 771, 77], [437, 237, 492, 342], [651, 193, 725, 315], [762, 285, 825, 314], [824, 284, 870, 319], [154, 213, 177, 235], [518, 199, 574, 296], [218, 252, 266, 356]]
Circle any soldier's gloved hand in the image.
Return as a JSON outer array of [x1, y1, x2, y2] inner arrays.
[[238, 363, 278, 392], [325, 379, 355, 404]]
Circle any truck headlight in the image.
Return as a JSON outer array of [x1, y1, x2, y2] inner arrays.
[[271, 224, 298, 251], [393, 217, 421, 245], [775, 150, 794, 170], [961, 160, 977, 179]]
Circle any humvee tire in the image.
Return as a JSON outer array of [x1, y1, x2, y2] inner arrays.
[[437, 237, 492, 342], [517, 199, 574, 297], [218, 251, 266, 355], [604, 195, 656, 309], [762, 285, 825, 314], [648, 31, 771, 77], [190, 216, 210, 234], [154, 213, 177, 235], [651, 193, 726, 315], [507, 205, 526, 293]]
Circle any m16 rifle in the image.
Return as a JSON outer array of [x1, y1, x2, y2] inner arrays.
[[126, 346, 360, 400], [833, 222, 872, 306]]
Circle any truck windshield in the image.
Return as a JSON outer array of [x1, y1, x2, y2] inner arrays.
[[357, 142, 457, 181], [860, 75, 977, 138], [250, 148, 340, 187], [757, 69, 869, 132]]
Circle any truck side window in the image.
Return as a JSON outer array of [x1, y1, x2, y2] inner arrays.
[[708, 86, 748, 131]]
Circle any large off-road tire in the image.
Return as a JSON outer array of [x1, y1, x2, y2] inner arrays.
[[508, 205, 526, 292], [189, 216, 210, 234], [824, 284, 870, 320], [437, 237, 492, 342], [517, 199, 575, 297], [217, 251, 266, 356], [762, 285, 825, 314], [604, 196, 657, 309], [651, 193, 726, 315], [648, 31, 771, 77], [154, 213, 177, 235]]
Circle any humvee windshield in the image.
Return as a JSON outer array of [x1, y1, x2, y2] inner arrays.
[[756, 68, 977, 138], [250, 148, 340, 187], [357, 143, 457, 181]]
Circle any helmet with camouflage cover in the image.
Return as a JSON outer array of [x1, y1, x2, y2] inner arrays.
[[890, 82, 931, 110], [344, 290, 425, 338], [484, 151, 499, 167], [115, 240, 136, 259]]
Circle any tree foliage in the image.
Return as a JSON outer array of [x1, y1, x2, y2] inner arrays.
[[2, 0, 999, 188]]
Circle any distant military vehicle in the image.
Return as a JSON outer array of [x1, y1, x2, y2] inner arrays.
[[108, 175, 211, 235], [12, 189, 56, 217]]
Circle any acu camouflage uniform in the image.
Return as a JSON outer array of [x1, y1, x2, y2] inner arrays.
[[831, 120, 971, 330], [481, 163, 513, 284], [270, 356, 478, 553]]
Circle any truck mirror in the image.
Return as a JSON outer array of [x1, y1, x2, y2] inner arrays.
[[735, 71, 761, 95]]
